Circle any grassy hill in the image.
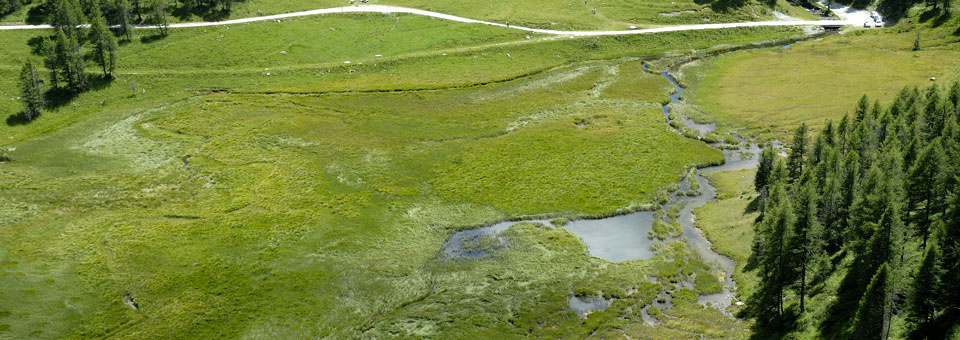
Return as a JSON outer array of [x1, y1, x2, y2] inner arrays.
[[0, 12, 809, 339]]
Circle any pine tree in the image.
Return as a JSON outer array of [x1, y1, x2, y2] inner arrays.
[[18, 61, 45, 121], [851, 263, 890, 340], [88, 6, 119, 78], [908, 243, 941, 339], [788, 122, 808, 182]]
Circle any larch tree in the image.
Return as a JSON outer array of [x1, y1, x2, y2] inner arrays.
[[907, 242, 941, 339], [936, 195, 960, 332], [850, 264, 890, 340], [116, 0, 135, 41], [150, 0, 168, 35], [755, 147, 776, 195], [88, 6, 119, 78], [49, 0, 86, 38], [749, 166, 794, 321], [788, 171, 825, 313], [54, 28, 87, 92], [788, 122, 808, 182], [907, 139, 947, 249], [855, 94, 870, 123]]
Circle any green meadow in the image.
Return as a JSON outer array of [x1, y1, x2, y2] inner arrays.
[[0, 12, 813, 338], [679, 3, 960, 138]]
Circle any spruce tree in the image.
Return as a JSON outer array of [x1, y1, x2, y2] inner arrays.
[[851, 264, 890, 340], [18, 61, 45, 121]]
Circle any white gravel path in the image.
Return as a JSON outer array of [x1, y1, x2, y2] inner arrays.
[[0, 4, 864, 34]]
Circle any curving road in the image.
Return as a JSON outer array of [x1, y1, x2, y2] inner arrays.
[[0, 4, 861, 35]]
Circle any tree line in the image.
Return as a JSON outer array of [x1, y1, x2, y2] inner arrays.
[[748, 80, 960, 339], [13, 0, 171, 122]]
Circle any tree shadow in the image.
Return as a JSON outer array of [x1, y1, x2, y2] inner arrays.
[[747, 309, 800, 340], [170, 2, 233, 22], [693, 0, 748, 13], [918, 8, 938, 22], [6, 112, 36, 126], [139, 33, 168, 44], [25, 3, 49, 25], [818, 257, 869, 339], [27, 35, 48, 56], [44, 76, 113, 110], [746, 195, 762, 213], [931, 11, 952, 27]]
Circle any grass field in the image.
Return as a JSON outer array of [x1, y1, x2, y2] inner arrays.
[[0, 14, 815, 338], [680, 4, 960, 138], [0, 0, 814, 30]]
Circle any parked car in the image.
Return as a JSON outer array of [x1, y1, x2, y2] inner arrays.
[[874, 20, 884, 27], [864, 20, 873, 27], [871, 11, 880, 20]]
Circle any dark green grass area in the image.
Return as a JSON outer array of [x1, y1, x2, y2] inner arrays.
[[0, 17, 808, 338]]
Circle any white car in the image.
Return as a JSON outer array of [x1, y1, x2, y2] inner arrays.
[[871, 11, 881, 20], [864, 20, 872, 27], [874, 20, 884, 27]]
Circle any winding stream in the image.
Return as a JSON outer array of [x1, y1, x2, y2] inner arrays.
[[443, 62, 765, 317]]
